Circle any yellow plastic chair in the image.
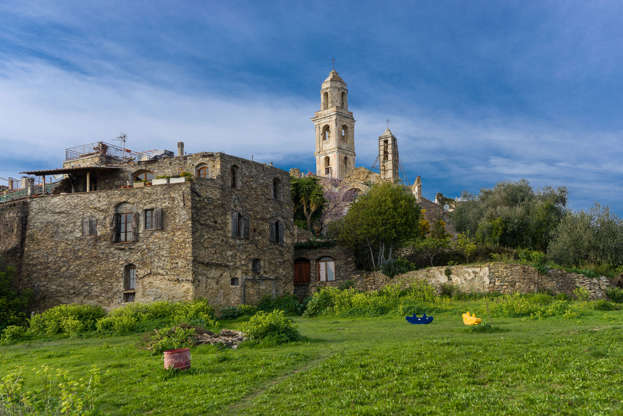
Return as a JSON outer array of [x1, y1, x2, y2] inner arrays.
[[462, 311, 482, 326]]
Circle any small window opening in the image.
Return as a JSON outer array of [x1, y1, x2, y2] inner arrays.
[[270, 220, 284, 244], [383, 140, 389, 161], [341, 125, 348, 142], [144, 209, 154, 230], [252, 259, 261, 274], [134, 170, 154, 182], [341, 91, 347, 108], [322, 125, 330, 141], [272, 178, 281, 200], [231, 277, 240, 286], [124, 264, 136, 302], [231, 165, 239, 188], [323, 91, 329, 110], [324, 156, 331, 176], [196, 165, 209, 178], [318, 257, 336, 282]]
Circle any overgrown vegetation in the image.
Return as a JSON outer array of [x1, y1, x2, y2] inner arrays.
[[0, 262, 32, 332], [291, 176, 326, 233]]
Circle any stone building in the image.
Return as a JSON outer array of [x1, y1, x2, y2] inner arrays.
[[0, 141, 294, 310], [378, 128, 399, 183]]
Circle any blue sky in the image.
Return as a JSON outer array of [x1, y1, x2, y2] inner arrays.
[[0, 1, 622, 213]]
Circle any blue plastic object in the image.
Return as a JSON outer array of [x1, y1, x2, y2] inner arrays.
[[405, 313, 434, 324]]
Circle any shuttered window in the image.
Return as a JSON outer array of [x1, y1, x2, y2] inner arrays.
[[114, 213, 137, 242], [82, 217, 97, 236], [269, 220, 285, 244], [231, 212, 249, 240]]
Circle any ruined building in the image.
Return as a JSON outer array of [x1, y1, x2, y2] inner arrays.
[[0, 141, 294, 309]]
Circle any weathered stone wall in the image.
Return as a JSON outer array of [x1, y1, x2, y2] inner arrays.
[[351, 263, 613, 300], [293, 245, 357, 299], [191, 154, 294, 307], [0, 200, 28, 273], [21, 184, 194, 310]]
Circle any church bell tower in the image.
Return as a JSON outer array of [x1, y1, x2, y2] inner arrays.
[[379, 128, 399, 183], [312, 70, 356, 179]]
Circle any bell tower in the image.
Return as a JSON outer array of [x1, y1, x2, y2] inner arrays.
[[379, 128, 399, 183], [312, 70, 356, 179]]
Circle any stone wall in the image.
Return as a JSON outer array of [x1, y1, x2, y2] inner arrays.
[[21, 183, 195, 310], [293, 245, 357, 298], [0, 200, 28, 273], [191, 154, 294, 307], [351, 263, 613, 300]]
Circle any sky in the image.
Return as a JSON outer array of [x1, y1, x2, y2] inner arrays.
[[0, 1, 622, 213]]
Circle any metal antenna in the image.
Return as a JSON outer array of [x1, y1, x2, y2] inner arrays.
[[115, 133, 127, 160]]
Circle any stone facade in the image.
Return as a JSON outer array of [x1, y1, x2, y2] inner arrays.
[[350, 263, 613, 300], [1, 147, 293, 310], [293, 245, 357, 299]]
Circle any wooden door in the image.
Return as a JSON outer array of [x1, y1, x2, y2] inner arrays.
[[294, 258, 311, 285]]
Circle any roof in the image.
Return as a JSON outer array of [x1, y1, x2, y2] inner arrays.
[[20, 166, 121, 176], [323, 70, 346, 85]]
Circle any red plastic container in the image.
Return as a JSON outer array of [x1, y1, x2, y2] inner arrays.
[[163, 348, 191, 370]]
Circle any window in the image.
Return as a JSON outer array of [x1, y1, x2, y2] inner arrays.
[[322, 125, 330, 141], [341, 91, 347, 108], [231, 212, 249, 239], [196, 164, 209, 178], [324, 156, 331, 176], [341, 125, 348, 142], [383, 140, 389, 161], [134, 170, 154, 182], [252, 259, 261, 274], [144, 209, 154, 230], [231, 165, 239, 188], [81, 217, 97, 236], [116, 213, 134, 242], [272, 178, 281, 200], [124, 264, 136, 302], [322, 92, 329, 110], [318, 257, 335, 282], [231, 277, 240, 286], [269, 220, 284, 244]]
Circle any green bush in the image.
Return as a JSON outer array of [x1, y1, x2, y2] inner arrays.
[[147, 325, 196, 355], [592, 300, 620, 311], [338, 280, 356, 290], [0, 325, 28, 345], [219, 304, 258, 320], [606, 287, 623, 303], [241, 310, 302, 345], [303, 288, 335, 317], [0, 263, 32, 332], [381, 258, 415, 278], [573, 287, 591, 301], [29, 304, 106, 336], [97, 300, 217, 335], [258, 295, 305, 315]]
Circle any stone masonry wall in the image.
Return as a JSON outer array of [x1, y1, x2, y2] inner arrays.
[[0, 200, 28, 274], [191, 154, 294, 307], [21, 184, 194, 310], [352, 263, 613, 300]]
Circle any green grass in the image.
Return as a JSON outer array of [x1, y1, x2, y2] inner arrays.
[[3, 306, 623, 415]]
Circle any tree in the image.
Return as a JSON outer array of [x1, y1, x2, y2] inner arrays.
[[452, 180, 567, 250], [332, 183, 422, 270], [290, 176, 326, 232], [455, 233, 477, 263], [414, 238, 451, 267]]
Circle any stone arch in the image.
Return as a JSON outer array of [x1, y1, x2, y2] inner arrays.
[[322, 125, 330, 141], [133, 169, 153, 182], [195, 163, 209, 178]]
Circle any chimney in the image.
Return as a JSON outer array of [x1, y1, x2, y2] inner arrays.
[[177, 141, 184, 157]]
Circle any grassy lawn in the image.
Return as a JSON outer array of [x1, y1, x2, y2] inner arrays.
[[2, 307, 623, 415]]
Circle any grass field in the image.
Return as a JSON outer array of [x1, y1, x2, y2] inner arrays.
[[2, 305, 623, 415]]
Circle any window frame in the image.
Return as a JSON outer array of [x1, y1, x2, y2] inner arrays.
[[118, 212, 134, 242], [123, 264, 136, 302], [317, 257, 336, 282], [196, 165, 209, 179], [144, 209, 154, 230]]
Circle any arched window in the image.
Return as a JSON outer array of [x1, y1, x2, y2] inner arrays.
[[343, 156, 349, 173], [196, 164, 209, 178], [133, 170, 154, 182], [123, 264, 136, 302], [272, 178, 281, 200], [322, 125, 330, 141], [269, 220, 284, 244], [324, 156, 331, 176], [322, 91, 329, 110], [341, 91, 347, 109], [231, 165, 239, 188], [341, 125, 348, 142], [252, 258, 261, 274], [317, 257, 335, 282]]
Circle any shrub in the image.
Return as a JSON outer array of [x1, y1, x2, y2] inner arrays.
[[606, 287, 623, 303], [0, 263, 32, 332], [258, 295, 305, 315], [147, 325, 196, 355], [573, 287, 591, 301], [95, 315, 139, 335], [338, 280, 356, 290], [219, 304, 258, 320], [592, 300, 620, 311], [29, 304, 106, 336], [0, 325, 28, 345], [303, 288, 335, 317], [382, 258, 414, 278], [241, 310, 301, 345]]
